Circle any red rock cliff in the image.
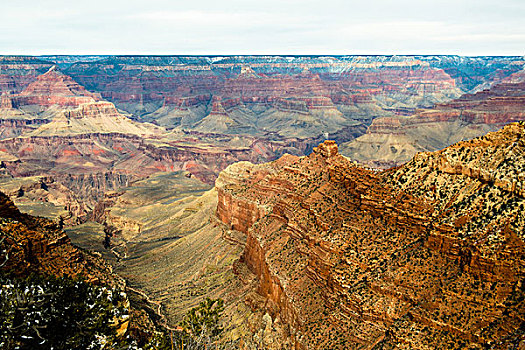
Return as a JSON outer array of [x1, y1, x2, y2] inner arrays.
[[215, 127, 525, 348]]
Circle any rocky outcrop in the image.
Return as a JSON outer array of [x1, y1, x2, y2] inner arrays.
[[215, 125, 525, 348], [216, 162, 270, 233], [24, 101, 163, 136], [0, 191, 117, 283], [14, 66, 101, 107]]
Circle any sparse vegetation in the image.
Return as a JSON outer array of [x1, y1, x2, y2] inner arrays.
[[0, 273, 128, 350], [0, 272, 232, 350], [143, 298, 230, 350], [181, 297, 224, 340]]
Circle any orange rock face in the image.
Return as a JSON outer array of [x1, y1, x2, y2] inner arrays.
[[0, 191, 116, 284], [215, 124, 525, 348]]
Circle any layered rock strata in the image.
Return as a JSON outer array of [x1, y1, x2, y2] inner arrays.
[[0, 191, 117, 284], [341, 75, 525, 168], [24, 101, 163, 136], [0, 56, 54, 94], [60, 55, 472, 138], [13, 66, 100, 108], [215, 125, 525, 348]]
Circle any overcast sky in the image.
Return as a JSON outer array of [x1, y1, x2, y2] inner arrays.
[[1, 0, 524, 55]]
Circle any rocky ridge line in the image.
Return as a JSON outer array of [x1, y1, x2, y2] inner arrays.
[[215, 124, 525, 348]]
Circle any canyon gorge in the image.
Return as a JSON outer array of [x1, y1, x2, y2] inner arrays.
[[0, 55, 524, 348]]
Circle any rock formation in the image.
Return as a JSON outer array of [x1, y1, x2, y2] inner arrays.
[[7, 54, 517, 348], [0, 92, 46, 139], [24, 101, 163, 136], [341, 72, 525, 168], [13, 66, 101, 108], [0, 56, 54, 94], [59, 55, 477, 138], [215, 124, 525, 348], [0, 191, 116, 283]]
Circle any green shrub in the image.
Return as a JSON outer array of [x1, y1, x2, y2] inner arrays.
[[0, 273, 128, 350], [181, 298, 224, 339]]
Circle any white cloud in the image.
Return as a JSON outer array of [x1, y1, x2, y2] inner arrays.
[[0, 0, 523, 55]]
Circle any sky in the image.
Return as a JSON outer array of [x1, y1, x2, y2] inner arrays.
[[0, 0, 524, 56]]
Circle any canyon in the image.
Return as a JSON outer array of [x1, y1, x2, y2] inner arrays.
[[0, 55, 524, 348], [74, 122, 525, 348]]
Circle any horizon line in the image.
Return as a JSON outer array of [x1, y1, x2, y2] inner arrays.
[[1, 53, 524, 58]]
